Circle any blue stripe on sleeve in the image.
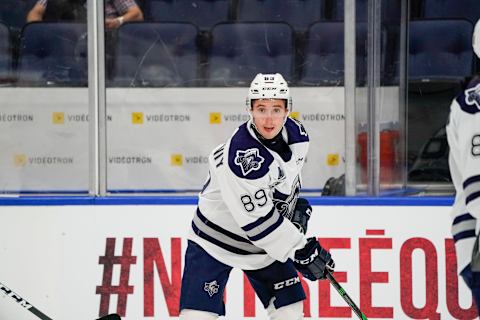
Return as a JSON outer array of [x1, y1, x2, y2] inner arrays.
[[453, 213, 476, 225], [463, 175, 480, 189], [453, 230, 476, 242], [466, 191, 480, 205], [247, 213, 284, 241], [242, 207, 275, 232]]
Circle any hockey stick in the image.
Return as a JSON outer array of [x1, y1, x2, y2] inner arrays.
[[0, 281, 120, 320], [326, 271, 368, 320]]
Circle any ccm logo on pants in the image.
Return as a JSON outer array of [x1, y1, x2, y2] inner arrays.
[[273, 276, 300, 290]]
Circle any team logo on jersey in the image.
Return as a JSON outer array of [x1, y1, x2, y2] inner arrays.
[[273, 176, 301, 219], [204, 280, 219, 297], [465, 83, 480, 109], [234, 148, 265, 176]]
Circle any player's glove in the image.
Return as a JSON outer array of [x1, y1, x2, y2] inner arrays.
[[294, 237, 335, 281], [291, 198, 312, 234]]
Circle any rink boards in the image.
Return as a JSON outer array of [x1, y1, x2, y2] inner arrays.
[[0, 197, 476, 320], [0, 87, 399, 192]]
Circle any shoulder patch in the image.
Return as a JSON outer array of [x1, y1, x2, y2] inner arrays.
[[284, 117, 309, 144], [228, 123, 274, 179], [234, 148, 265, 175], [458, 80, 480, 114]]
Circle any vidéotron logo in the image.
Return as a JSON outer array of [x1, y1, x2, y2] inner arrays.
[[170, 154, 209, 166], [209, 112, 249, 124], [327, 153, 340, 166], [13, 153, 75, 167], [51, 112, 109, 123], [171, 154, 183, 166], [52, 112, 65, 124], [132, 112, 144, 124], [13, 154, 27, 167], [210, 112, 221, 124], [132, 112, 190, 124], [13, 154, 74, 166]]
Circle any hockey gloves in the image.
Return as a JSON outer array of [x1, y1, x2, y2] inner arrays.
[[291, 198, 312, 234], [294, 237, 335, 281]]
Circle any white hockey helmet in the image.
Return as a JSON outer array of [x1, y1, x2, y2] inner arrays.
[[474, 19, 480, 59], [246, 73, 292, 111]]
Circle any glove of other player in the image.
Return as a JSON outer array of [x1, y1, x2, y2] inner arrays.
[[293, 237, 335, 281], [291, 198, 312, 234]]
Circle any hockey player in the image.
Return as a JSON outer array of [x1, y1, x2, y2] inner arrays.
[[447, 19, 480, 314], [179, 73, 335, 319]]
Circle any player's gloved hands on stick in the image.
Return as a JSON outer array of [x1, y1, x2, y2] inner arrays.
[[294, 237, 335, 281], [291, 198, 312, 234]]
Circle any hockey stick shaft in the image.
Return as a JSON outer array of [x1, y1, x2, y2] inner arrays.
[[0, 281, 53, 320], [1, 281, 120, 320], [326, 272, 368, 320]]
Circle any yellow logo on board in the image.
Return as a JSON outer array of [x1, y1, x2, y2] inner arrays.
[[171, 154, 183, 166], [132, 112, 144, 124], [14, 154, 27, 167], [327, 154, 340, 166], [52, 112, 65, 124], [210, 112, 221, 124]]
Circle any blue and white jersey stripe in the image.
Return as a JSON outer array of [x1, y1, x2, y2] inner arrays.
[[192, 209, 266, 255], [464, 175, 480, 205], [241, 207, 284, 241], [452, 213, 477, 242]]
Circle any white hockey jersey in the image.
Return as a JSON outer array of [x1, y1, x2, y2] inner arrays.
[[188, 117, 309, 270], [446, 77, 480, 273]]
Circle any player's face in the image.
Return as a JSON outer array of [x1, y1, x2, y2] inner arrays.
[[251, 99, 288, 139]]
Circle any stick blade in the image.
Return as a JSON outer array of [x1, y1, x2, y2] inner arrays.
[[97, 314, 121, 320]]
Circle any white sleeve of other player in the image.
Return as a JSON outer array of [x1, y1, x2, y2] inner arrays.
[[460, 115, 480, 220], [217, 167, 306, 263]]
